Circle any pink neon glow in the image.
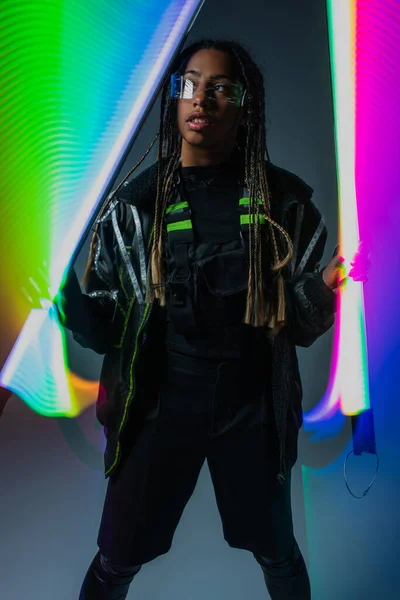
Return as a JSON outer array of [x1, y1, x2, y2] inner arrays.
[[305, 0, 400, 425], [356, 0, 400, 364]]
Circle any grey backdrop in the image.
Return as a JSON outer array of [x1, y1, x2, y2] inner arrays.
[[1, 1, 397, 599]]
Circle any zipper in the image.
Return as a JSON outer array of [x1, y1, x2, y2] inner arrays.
[[105, 224, 155, 477], [105, 302, 153, 476]]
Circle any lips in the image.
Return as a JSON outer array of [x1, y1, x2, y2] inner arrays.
[[186, 112, 214, 132], [186, 112, 213, 124]]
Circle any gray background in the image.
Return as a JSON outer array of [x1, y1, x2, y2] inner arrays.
[[1, 1, 398, 599]]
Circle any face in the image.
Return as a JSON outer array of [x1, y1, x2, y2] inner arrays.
[[176, 49, 245, 164]]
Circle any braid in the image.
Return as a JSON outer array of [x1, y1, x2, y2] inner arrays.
[[228, 42, 292, 329], [146, 80, 181, 305], [84, 38, 294, 332], [82, 133, 159, 286], [148, 153, 180, 305], [146, 38, 294, 328]]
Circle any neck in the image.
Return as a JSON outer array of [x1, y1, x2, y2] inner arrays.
[[180, 141, 236, 167]]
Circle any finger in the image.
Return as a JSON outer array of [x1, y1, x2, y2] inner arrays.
[[336, 262, 347, 279], [331, 277, 347, 293], [334, 256, 345, 268], [329, 256, 345, 272]]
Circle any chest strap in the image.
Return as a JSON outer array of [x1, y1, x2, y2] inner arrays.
[[165, 198, 194, 282], [165, 188, 266, 240], [165, 199, 197, 332], [238, 193, 266, 230], [164, 188, 267, 333]]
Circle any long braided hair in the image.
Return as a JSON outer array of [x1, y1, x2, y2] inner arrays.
[[149, 39, 293, 329], [84, 39, 293, 329]]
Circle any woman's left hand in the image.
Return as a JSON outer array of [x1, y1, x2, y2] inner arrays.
[[322, 242, 371, 291], [322, 254, 346, 291]]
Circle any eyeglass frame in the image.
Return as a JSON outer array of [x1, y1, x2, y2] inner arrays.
[[170, 73, 247, 108]]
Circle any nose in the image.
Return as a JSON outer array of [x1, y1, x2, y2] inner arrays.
[[192, 82, 212, 108]]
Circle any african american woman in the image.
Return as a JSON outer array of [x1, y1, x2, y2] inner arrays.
[[57, 39, 344, 600]]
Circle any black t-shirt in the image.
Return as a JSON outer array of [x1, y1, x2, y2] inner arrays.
[[165, 159, 269, 363]]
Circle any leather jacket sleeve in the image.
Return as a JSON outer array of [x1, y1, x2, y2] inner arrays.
[[285, 270, 336, 347], [284, 198, 337, 347], [56, 204, 121, 354]]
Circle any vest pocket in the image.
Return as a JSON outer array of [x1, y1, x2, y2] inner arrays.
[[194, 249, 249, 327]]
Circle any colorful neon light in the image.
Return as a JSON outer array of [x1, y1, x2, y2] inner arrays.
[[2, 0, 389, 426], [304, 0, 371, 425], [0, 0, 204, 416]]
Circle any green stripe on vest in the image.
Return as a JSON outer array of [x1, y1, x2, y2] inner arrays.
[[239, 197, 263, 206], [240, 214, 266, 225], [167, 219, 193, 233], [166, 201, 189, 214]]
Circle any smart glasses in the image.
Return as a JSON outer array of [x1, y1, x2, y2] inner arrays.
[[170, 74, 247, 107]]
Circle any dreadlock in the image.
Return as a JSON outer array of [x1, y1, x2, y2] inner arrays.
[[83, 39, 293, 330], [148, 39, 293, 329]]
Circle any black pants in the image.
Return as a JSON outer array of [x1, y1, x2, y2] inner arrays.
[[80, 350, 310, 599]]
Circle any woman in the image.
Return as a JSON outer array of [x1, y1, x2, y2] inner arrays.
[[59, 39, 343, 600]]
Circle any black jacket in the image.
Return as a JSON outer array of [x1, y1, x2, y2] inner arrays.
[[59, 159, 336, 481]]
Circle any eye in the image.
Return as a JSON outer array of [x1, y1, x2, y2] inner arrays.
[[214, 84, 228, 93]]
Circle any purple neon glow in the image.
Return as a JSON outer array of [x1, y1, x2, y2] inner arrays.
[[304, 0, 400, 430]]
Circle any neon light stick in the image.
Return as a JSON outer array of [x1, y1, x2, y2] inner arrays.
[[304, 0, 370, 423], [0, 0, 204, 417]]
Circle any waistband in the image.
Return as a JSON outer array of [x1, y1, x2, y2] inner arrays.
[[163, 348, 269, 388]]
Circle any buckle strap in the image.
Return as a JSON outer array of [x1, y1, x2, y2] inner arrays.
[[166, 200, 189, 215], [239, 188, 266, 230], [166, 196, 194, 243]]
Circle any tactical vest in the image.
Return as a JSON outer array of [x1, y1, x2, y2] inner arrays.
[[164, 184, 267, 337]]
